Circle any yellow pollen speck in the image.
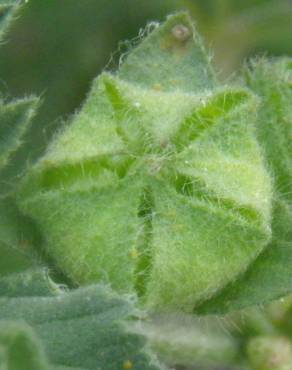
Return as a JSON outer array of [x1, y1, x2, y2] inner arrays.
[[129, 248, 139, 259], [172, 223, 185, 231], [170, 79, 179, 85], [42, 159, 53, 166], [123, 360, 133, 369], [166, 210, 177, 219], [152, 83, 162, 91]]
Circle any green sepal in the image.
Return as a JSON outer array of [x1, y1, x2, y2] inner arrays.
[[118, 12, 216, 93], [196, 58, 292, 314]]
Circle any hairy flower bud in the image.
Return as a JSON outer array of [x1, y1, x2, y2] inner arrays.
[[17, 13, 272, 312]]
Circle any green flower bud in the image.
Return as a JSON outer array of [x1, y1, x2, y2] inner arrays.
[[17, 13, 272, 312]]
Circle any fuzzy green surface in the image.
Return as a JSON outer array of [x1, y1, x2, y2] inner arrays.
[[197, 58, 292, 314], [0, 0, 39, 198], [0, 0, 21, 43], [132, 312, 238, 367], [18, 13, 273, 312], [0, 269, 163, 370], [0, 97, 38, 172], [0, 197, 40, 275]]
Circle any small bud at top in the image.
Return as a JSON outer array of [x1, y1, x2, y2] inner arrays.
[[171, 24, 192, 42]]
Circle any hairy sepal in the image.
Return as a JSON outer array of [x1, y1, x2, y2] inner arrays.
[[196, 58, 292, 314]]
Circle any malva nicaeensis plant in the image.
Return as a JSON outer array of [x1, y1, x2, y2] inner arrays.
[[1, 3, 292, 369], [16, 12, 292, 314]]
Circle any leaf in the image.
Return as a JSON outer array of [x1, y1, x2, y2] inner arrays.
[[0, 0, 22, 43], [0, 97, 39, 173], [0, 268, 57, 297], [132, 312, 238, 368], [0, 1, 39, 196], [0, 197, 40, 276], [0, 269, 164, 370], [196, 58, 292, 314], [0, 269, 55, 370]]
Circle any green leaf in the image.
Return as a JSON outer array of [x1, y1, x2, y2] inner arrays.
[[0, 197, 40, 276], [0, 97, 39, 173], [132, 312, 238, 368], [0, 0, 22, 43], [0, 268, 58, 297], [196, 58, 292, 314], [0, 269, 55, 370], [0, 1, 39, 197], [0, 269, 163, 370]]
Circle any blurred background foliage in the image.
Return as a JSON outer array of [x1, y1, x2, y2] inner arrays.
[[0, 0, 292, 188]]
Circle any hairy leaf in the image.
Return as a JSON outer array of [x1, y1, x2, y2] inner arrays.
[[132, 312, 238, 368], [0, 0, 22, 43], [0, 269, 163, 370], [0, 1, 39, 196], [0, 97, 39, 173], [0, 197, 40, 275]]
